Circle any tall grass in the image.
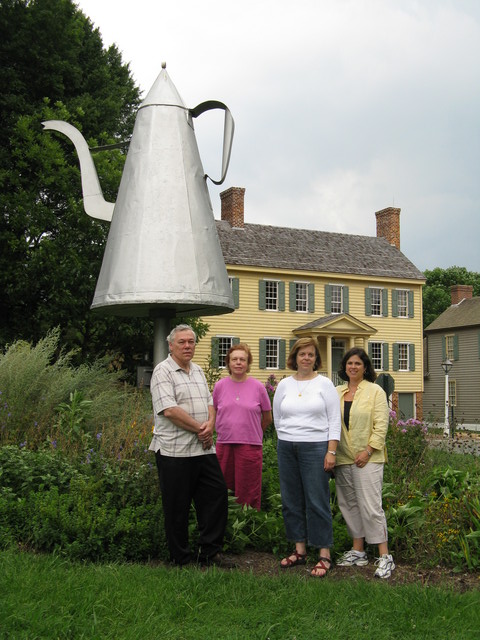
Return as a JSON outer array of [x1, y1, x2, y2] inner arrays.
[[0, 329, 153, 463]]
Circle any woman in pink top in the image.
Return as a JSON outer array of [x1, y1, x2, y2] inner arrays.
[[213, 343, 272, 510]]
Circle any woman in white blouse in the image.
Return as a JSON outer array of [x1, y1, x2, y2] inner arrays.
[[273, 337, 341, 577]]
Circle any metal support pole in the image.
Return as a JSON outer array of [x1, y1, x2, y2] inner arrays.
[[153, 317, 170, 367]]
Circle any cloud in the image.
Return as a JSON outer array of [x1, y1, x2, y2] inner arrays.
[[77, 0, 480, 271]]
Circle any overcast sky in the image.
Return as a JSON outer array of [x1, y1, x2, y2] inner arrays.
[[76, 0, 480, 273]]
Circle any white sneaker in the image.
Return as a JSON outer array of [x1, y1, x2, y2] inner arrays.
[[337, 549, 369, 566], [374, 554, 395, 579]]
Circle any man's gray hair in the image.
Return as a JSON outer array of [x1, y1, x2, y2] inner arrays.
[[166, 324, 197, 344]]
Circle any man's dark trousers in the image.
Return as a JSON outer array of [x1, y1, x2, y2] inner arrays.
[[155, 452, 228, 565]]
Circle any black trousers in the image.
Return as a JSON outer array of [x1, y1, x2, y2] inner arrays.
[[155, 452, 228, 565]]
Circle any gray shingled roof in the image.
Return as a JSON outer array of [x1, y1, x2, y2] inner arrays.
[[216, 221, 425, 280], [425, 297, 480, 331]]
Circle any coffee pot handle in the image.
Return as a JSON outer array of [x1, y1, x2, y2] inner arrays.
[[190, 101, 235, 185]]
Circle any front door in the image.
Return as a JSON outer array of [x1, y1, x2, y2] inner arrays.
[[398, 393, 415, 420], [332, 339, 345, 386]]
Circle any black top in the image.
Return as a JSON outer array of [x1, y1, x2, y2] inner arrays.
[[344, 400, 352, 430]]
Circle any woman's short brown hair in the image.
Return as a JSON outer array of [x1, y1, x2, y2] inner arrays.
[[287, 337, 322, 371], [225, 342, 253, 374]]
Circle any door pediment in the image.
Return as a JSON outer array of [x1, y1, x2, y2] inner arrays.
[[293, 313, 377, 338]]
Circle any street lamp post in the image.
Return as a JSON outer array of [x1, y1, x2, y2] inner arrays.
[[441, 359, 453, 437]]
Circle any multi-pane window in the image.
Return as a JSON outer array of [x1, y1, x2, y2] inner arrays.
[[371, 288, 382, 316], [325, 284, 348, 314], [260, 338, 286, 369], [370, 342, 384, 370], [265, 280, 279, 310], [289, 282, 314, 313], [442, 334, 458, 362], [397, 290, 408, 317], [448, 380, 457, 408], [265, 338, 279, 368], [259, 280, 285, 311], [365, 287, 388, 317], [397, 343, 409, 370], [331, 285, 343, 314], [217, 337, 234, 368], [445, 335, 455, 361], [392, 289, 413, 318], [369, 342, 389, 371], [295, 283, 308, 312], [393, 343, 415, 371]]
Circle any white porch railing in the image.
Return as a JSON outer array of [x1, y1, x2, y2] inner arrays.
[[320, 371, 342, 386]]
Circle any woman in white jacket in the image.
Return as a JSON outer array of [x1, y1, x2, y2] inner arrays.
[[273, 338, 340, 577], [335, 347, 394, 579]]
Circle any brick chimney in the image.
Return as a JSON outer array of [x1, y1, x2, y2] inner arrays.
[[451, 284, 473, 305], [220, 187, 245, 228], [375, 207, 400, 250]]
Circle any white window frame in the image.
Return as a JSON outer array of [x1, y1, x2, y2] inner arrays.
[[216, 336, 235, 369], [265, 337, 280, 369], [265, 280, 279, 311], [331, 285, 343, 314], [370, 341, 384, 371], [445, 334, 455, 361], [397, 342, 409, 371], [397, 289, 409, 318], [295, 282, 308, 312], [370, 287, 383, 317], [449, 379, 457, 408]]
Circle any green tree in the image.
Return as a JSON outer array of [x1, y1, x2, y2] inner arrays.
[[423, 266, 480, 328], [0, 0, 158, 372]]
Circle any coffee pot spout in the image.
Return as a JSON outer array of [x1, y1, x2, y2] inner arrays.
[[42, 120, 115, 222]]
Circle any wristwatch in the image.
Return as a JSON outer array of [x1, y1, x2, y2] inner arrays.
[[328, 450, 336, 456]]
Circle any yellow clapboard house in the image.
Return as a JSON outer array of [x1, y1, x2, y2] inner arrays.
[[194, 187, 425, 420]]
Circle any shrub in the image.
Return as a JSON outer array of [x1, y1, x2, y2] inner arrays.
[[0, 335, 479, 570], [25, 483, 165, 562], [384, 411, 428, 484]]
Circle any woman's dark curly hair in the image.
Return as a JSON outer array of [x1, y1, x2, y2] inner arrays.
[[338, 347, 376, 382]]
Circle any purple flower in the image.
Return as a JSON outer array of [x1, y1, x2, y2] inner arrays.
[[96, 432, 102, 440]]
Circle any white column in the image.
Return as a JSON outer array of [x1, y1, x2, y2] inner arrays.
[[326, 335, 332, 379]]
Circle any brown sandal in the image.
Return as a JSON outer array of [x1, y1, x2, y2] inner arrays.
[[280, 550, 307, 569], [310, 557, 332, 578]]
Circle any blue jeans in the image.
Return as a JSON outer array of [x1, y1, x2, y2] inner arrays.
[[277, 439, 333, 548]]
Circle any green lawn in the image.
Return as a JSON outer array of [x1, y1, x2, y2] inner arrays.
[[1, 551, 478, 640]]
